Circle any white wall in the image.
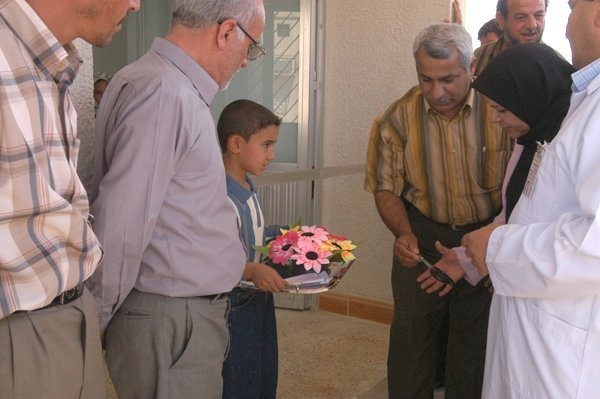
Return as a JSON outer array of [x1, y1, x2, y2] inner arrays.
[[320, 0, 449, 302]]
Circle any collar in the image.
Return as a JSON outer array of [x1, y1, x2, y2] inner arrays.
[[572, 58, 600, 93], [150, 37, 219, 106], [226, 174, 256, 202], [491, 37, 506, 57], [0, 0, 80, 83]]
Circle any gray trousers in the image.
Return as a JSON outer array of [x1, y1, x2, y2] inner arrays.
[[0, 288, 105, 399], [105, 289, 230, 399]]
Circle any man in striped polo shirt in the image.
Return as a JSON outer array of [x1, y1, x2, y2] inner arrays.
[[365, 23, 511, 399]]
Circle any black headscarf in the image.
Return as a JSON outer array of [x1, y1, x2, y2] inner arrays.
[[472, 43, 575, 219]]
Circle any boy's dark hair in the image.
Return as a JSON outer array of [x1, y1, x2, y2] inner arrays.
[[217, 99, 281, 152], [478, 19, 502, 41]]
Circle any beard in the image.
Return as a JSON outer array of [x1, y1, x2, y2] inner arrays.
[[505, 28, 542, 45], [219, 68, 242, 91], [220, 76, 234, 91]]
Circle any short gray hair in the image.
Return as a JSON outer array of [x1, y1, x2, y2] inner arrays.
[[413, 24, 473, 71], [172, 0, 264, 30]]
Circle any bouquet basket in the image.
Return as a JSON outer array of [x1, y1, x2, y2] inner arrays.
[[241, 224, 357, 294]]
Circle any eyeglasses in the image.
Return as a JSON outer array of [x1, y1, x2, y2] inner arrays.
[[235, 22, 266, 61], [217, 19, 266, 61]]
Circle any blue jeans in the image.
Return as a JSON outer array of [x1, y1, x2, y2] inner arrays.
[[222, 289, 278, 399]]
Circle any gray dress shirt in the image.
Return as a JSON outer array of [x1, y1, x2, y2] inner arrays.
[[88, 37, 246, 329]]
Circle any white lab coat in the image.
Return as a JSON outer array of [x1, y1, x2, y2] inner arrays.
[[482, 70, 600, 398]]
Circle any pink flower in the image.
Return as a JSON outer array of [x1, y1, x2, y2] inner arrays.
[[298, 225, 330, 243], [290, 237, 332, 273], [269, 230, 300, 265]]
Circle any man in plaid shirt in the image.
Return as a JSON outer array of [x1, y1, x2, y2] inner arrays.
[[0, 1, 140, 398]]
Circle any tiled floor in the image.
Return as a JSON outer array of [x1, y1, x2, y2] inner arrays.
[[276, 308, 445, 399], [276, 308, 389, 399]]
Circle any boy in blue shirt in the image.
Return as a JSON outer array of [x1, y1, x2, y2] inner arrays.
[[217, 99, 288, 399]]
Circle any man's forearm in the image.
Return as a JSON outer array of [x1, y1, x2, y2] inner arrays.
[[374, 190, 413, 238]]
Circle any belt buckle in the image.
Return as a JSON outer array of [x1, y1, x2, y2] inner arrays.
[[60, 284, 83, 305], [213, 292, 227, 301]]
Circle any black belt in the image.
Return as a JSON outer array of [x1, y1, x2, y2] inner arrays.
[[12, 283, 86, 314], [402, 197, 494, 232], [440, 219, 491, 232], [38, 283, 85, 310]]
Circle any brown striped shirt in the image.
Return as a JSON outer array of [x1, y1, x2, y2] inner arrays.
[[0, 0, 102, 319], [365, 86, 511, 225]]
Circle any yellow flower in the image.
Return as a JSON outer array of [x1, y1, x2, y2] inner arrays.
[[327, 239, 356, 263]]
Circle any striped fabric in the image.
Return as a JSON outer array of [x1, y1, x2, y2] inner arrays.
[[226, 175, 265, 263], [572, 57, 600, 93], [0, 0, 102, 319], [473, 38, 505, 77], [365, 86, 511, 226], [473, 38, 563, 78]]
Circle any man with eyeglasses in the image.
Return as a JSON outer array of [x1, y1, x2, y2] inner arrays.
[[88, 0, 265, 397], [365, 23, 511, 399]]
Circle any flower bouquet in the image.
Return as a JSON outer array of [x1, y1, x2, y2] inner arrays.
[[247, 224, 357, 293]]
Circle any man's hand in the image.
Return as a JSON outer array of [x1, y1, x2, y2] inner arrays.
[[393, 234, 420, 267], [484, 277, 494, 293], [417, 241, 464, 296], [444, 0, 463, 24], [451, 0, 463, 24], [462, 223, 502, 276]]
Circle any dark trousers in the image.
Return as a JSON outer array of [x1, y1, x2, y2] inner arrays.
[[387, 203, 492, 399]]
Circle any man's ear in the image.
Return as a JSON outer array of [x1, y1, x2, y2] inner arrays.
[[217, 18, 237, 49], [495, 11, 505, 32], [594, 3, 600, 28], [469, 56, 476, 76]]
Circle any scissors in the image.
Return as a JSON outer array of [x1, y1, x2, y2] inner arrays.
[[419, 255, 455, 287], [398, 241, 456, 287]]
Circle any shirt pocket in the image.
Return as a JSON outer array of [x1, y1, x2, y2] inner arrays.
[[480, 149, 509, 191]]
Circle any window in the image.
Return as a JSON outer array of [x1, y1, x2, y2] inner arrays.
[[93, 0, 321, 226]]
